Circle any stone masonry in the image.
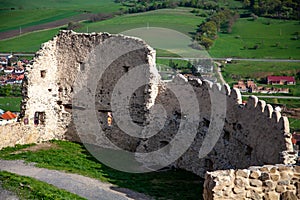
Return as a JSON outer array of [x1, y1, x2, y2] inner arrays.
[[204, 165, 300, 200], [0, 31, 297, 199]]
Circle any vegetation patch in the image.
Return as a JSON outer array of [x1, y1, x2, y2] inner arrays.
[[0, 97, 21, 112], [210, 17, 300, 59], [0, 28, 60, 53], [0, 171, 85, 200], [0, 140, 204, 200]]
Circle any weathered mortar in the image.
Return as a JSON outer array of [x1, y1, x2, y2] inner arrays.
[[0, 31, 295, 181]]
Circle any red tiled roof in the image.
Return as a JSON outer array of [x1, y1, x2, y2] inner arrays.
[[267, 76, 295, 82], [16, 74, 24, 80], [1, 111, 17, 120]]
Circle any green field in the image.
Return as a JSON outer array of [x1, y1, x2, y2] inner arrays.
[[210, 17, 300, 59], [0, 8, 205, 54], [0, 140, 203, 200], [0, 28, 61, 53], [78, 8, 203, 36], [0, 97, 22, 112], [0, 0, 122, 32]]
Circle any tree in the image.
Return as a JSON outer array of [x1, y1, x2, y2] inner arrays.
[[200, 21, 217, 39], [200, 36, 214, 50]]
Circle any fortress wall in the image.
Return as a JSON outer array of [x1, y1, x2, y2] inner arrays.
[[0, 31, 295, 182], [137, 75, 294, 177], [203, 165, 300, 200]]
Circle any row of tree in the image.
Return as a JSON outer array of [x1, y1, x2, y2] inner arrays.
[[0, 85, 22, 97], [195, 9, 239, 49], [115, 0, 222, 14], [243, 0, 300, 20]]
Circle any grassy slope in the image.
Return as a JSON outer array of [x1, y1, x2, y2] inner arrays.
[[0, 28, 60, 53], [210, 17, 300, 59], [0, 8, 204, 54], [0, 97, 22, 112], [0, 10, 79, 32], [0, 171, 85, 200], [0, 141, 203, 200], [0, 0, 122, 32], [78, 8, 202, 36]]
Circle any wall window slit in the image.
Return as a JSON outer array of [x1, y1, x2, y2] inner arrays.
[[34, 112, 45, 126]]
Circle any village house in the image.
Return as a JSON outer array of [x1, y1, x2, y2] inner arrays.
[[234, 79, 290, 94], [0, 57, 8, 66], [267, 76, 296, 85], [4, 67, 14, 74], [0, 111, 18, 126]]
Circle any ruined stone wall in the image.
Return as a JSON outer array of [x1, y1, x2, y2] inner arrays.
[[0, 31, 295, 181], [203, 165, 300, 200], [137, 74, 294, 177], [0, 30, 158, 148]]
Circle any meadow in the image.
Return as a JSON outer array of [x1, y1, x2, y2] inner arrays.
[[0, 0, 122, 32], [0, 140, 203, 200], [209, 17, 300, 59], [0, 28, 60, 53], [78, 8, 203, 36], [0, 8, 204, 54], [0, 97, 22, 112]]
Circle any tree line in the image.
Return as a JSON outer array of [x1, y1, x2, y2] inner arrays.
[[195, 9, 239, 49], [243, 0, 300, 20], [0, 85, 22, 97]]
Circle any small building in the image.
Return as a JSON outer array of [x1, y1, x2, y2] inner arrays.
[[233, 80, 247, 92], [267, 76, 296, 85], [4, 67, 14, 74], [0, 111, 18, 126]]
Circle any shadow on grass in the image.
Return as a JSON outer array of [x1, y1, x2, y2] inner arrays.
[[0, 140, 204, 200]]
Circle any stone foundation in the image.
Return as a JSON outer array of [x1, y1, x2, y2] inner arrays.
[[203, 164, 300, 200]]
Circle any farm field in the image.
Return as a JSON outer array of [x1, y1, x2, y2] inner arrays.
[[0, 28, 61, 53], [0, 0, 122, 32], [0, 8, 204, 54], [210, 17, 300, 59], [0, 97, 22, 112], [78, 8, 203, 36]]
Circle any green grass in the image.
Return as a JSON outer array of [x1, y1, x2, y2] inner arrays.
[[78, 8, 203, 36], [0, 97, 22, 112], [289, 117, 300, 132], [0, 171, 85, 200], [0, 10, 79, 32], [210, 17, 300, 59], [0, 140, 203, 200], [0, 28, 61, 53], [0, 8, 205, 55], [0, 0, 123, 32]]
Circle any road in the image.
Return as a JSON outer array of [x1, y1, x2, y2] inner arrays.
[[242, 95, 300, 99], [157, 57, 300, 63]]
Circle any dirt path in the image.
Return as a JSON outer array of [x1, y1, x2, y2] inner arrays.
[[0, 13, 92, 40], [0, 160, 153, 200]]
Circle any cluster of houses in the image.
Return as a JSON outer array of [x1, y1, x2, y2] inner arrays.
[[234, 76, 295, 94], [0, 56, 27, 85]]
